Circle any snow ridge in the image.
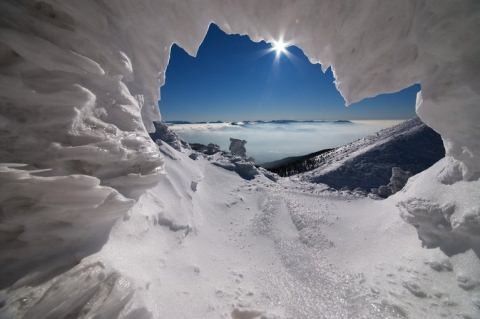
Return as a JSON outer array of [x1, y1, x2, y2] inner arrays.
[[296, 117, 444, 191]]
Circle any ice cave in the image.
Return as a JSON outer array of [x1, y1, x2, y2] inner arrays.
[[0, 1, 479, 318]]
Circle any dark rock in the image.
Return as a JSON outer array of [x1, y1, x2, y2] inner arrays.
[[149, 121, 188, 151], [229, 138, 247, 158]]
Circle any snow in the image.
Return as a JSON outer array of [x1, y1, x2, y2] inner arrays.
[[0, 163, 133, 289], [1, 0, 478, 175], [0, 1, 479, 318], [396, 158, 480, 258], [295, 117, 444, 192], [3, 148, 479, 318]]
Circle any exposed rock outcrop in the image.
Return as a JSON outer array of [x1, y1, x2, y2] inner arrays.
[[150, 121, 190, 151]]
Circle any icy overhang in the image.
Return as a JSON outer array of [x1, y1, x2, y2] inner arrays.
[[1, 0, 478, 178], [109, 0, 480, 178]]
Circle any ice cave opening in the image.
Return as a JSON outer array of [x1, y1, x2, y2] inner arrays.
[[158, 23, 436, 173], [0, 1, 479, 318]]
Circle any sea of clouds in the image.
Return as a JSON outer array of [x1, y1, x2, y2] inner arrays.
[[169, 120, 404, 163]]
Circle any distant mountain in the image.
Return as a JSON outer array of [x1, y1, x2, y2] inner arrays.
[[165, 120, 192, 124], [333, 120, 352, 124], [264, 117, 445, 192], [270, 119, 299, 124], [167, 119, 354, 125], [269, 119, 352, 124]]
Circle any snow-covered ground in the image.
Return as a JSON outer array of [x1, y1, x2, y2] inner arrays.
[[3, 143, 478, 319], [295, 117, 445, 191]]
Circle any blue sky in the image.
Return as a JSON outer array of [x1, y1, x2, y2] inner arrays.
[[160, 24, 420, 122]]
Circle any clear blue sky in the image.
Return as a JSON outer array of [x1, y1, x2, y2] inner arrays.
[[160, 24, 419, 122]]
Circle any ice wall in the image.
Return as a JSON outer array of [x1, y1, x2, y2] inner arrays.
[[0, 0, 479, 291]]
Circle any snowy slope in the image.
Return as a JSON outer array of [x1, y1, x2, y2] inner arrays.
[[2, 145, 478, 318], [295, 118, 445, 191]]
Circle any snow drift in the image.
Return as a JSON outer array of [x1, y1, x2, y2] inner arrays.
[[0, 0, 479, 317]]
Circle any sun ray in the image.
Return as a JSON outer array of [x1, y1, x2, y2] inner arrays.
[[270, 37, 290, 58], [272, 39, 287, 55]]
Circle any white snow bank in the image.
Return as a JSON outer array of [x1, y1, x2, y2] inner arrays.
[[395, 158, 480, 258]]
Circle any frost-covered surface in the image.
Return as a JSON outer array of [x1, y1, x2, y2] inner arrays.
[[0, 163, 133, 289], [190, 142, 222, 156], [3, 149, 479, 318], [389, 167, 413, 194], [296, 118, 444, 191], [0, 0, 479, 318], [396, 158, 480, 258], [149, 121, 189, 152], [376, 167, 412, 198], [228, 138, 248, 159], [190, 141, 273, 181]]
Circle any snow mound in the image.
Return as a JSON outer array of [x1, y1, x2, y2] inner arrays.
[[396, 158, 480, 258], [296, 118, 444, 192]]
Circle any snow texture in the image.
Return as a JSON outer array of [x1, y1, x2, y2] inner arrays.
[[0, 163, 133, 289], [0, 0, 479, 318], [4, 148, 479, 318], [397, 159, 480, 258], [297, 117, 444, 193]]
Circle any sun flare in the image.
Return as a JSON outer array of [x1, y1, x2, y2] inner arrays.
[[272, 39, 288, 55]]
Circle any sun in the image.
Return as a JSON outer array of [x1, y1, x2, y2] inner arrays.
[[271, 39, 288, 56]]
